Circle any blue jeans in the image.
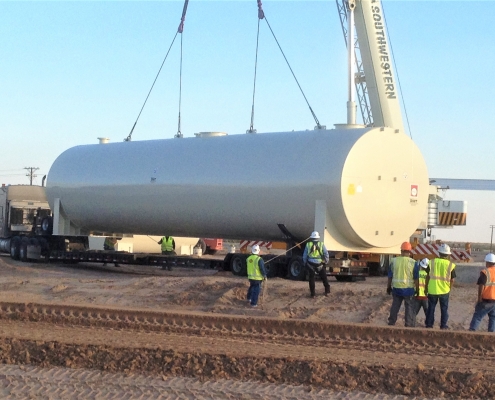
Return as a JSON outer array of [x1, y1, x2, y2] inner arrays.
[[425, 293, 450, 329], [247, 280, 262, 306], [469, 302, 495, 332]]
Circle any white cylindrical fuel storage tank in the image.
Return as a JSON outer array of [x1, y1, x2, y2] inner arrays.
[[46, 127, 429, 252]]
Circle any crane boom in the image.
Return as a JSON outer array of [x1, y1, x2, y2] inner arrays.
[[352, 0, 404, 132]]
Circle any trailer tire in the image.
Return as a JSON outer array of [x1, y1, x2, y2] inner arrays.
[[230, 254, 247, 276], [19, 237, 29, 262], [10, 237, 21, 260], [287, 256, 306, 281], [369, 255, 390, 276]]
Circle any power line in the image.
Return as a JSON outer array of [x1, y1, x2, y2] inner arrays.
[[24, 167, 39, 185]]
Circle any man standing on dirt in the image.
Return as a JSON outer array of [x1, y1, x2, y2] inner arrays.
[[158, 236, 176, 256], [469, 253, 495, 332], [386, 242, 418, 327], [415, 258, 429, 322], [246, 244, 267, 308], [303, 231, 330, 298], [425, 244, 456, 330]]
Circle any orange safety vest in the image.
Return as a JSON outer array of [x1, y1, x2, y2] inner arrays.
[[481, 267, 495, 300]]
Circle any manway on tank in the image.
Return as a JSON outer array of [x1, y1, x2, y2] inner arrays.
[[46, 126, 429, 254]]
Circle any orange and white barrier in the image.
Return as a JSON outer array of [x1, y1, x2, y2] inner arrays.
[[239, 240, 273, 253], [411, 243, 471, 262]]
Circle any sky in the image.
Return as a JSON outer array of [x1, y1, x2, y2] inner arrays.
[[1, 0, 494, 243]]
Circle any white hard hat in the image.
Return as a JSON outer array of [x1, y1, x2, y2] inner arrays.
[[438, 243, 451, 255], [419, 258, 429, 268], [251, 244, 260, 255], [485, 253, 495, 263], [310, 231, 320, 239]]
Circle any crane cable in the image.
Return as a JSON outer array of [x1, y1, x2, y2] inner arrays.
[[247, 1, 265, 133], [124, 0, 189, 142], [175, 0, 189, 138], [250, 0, 323, 131], [264, 235, 311, 265], [381, 2, 412, 139]]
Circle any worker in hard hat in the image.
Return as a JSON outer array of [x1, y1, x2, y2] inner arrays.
[[415, 258, 430, 321], [303, 231, 330, 298], [158, 236, 176, 256], [386, 242, 418, 327], [424, 243, 456, 330], [469, 253, 495, 332], [246, 244, 267, 308]]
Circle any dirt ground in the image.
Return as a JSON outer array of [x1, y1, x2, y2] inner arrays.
[[0, 251, 492, 399]]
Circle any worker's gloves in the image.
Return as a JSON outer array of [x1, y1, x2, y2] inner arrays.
[[386, 287, 392, 295]]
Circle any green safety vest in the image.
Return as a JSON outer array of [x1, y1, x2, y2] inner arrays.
[[390, 256, 415, 289], [418, 269, 428, 297], [305, 241, 324, 262], [161, 237, 174, 252], [428, 258, 455, 295], [247, 255, 263, 281], [104, 237, 116, 250]]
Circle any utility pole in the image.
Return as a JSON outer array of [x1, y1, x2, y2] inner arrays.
[[24, 167, 39, 185], [490, 225, 495, 253]]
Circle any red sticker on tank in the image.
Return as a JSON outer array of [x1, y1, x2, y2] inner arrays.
[[410, 185, 418, 197]]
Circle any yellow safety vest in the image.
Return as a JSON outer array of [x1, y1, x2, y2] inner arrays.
[[305, 241, 324, 262], [418, 269, 428, 297], [161, 237, 174, 252], [104, 237, 116, 250], [247, 255, 263, 280], [428, 258, 455, 295], [390, 256, 415, 289]]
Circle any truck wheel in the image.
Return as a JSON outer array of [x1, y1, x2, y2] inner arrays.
[[19, 237, 29, 262], [379, 254, 390, 276], [230, 254, 247, 276], [10, 237, 20, 260], [41, 217, 53, 235], [287, 256, 306, 281]]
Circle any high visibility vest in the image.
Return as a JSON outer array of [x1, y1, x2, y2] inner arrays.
[[481, 267, 495, 300], [390, 256, 415, 289], [418, 269, 428, 297], [161, 237, 174, 252], [247, 255, 263, 280], [428, 258, 455, 295], [305, 241, 324, 262]]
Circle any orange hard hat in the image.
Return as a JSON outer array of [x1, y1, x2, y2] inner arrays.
[[400, 242, 412, 251]]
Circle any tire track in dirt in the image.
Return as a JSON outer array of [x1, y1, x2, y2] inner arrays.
[[0, 302, 494, 398], [0, 364, 420, 400]]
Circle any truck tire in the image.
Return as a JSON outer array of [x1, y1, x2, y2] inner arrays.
[[287, 256, 306, 281], [41, 217, 53, 235], [19, 237, 30, 262], [230, 254, 247, 276], [10, 236, 20, 260]]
